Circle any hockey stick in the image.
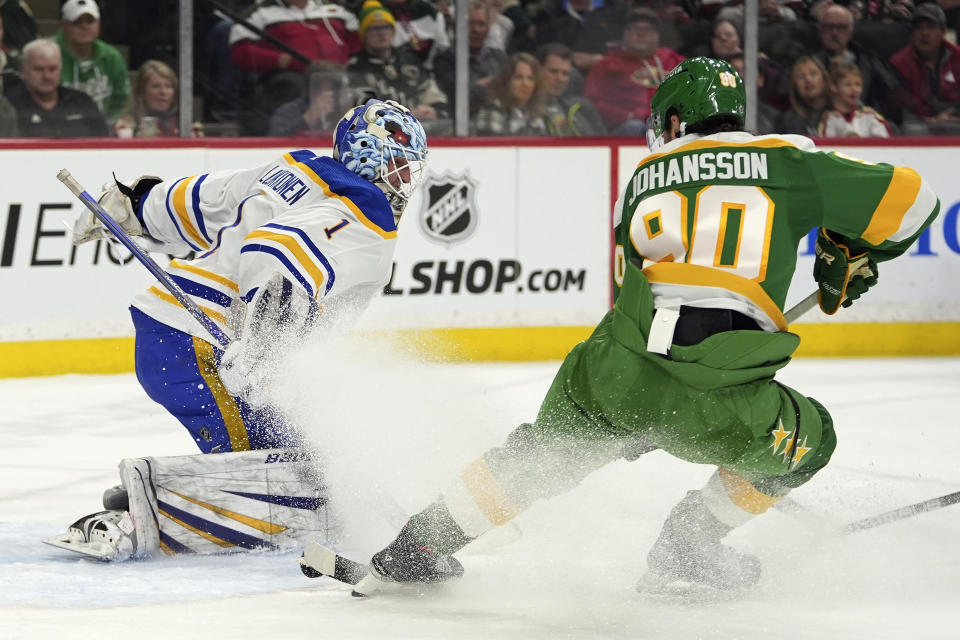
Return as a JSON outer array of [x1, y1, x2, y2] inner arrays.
[[56, 169, 231, 350], [784, 290, 820, 324], [841, 489, 960, 535]]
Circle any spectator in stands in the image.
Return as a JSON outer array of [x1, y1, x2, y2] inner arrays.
[[433, 1, 507, 115], [695, 17, 791, 110], [114, 60, 185, 138], [535, 0, 629, 76], [347, 0, 449, 125], [229, 0, 361, 125], [6, 39, 108, 137], [889, 2, 960, 133], [473, 51, 547, 135], [0, 14, 14, 93], [537, 43, 606, 136], [53, 0, 130, 125], [0, 12, 23, 85], [818, 59, 891, 136], [0, 0, 36, 54], [583, 8, 684, 136], [708, 18, 743, 59], [727, 51, 780, 134], [230, 0, 360, 71], [0, 16, 17, 137], [776, 54, 831, 135], [0, 93, 15, 136], [482, 0, 515, 53], [492, 0, 536, 53], [717, 0, 798, 26], [811, 3, 902, 122], [268, 61, 353, 136], [382, 0, 450, 69]]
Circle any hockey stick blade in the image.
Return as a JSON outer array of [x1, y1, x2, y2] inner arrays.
[[299, 542, 386, 597], [841, 489, 960, 535]]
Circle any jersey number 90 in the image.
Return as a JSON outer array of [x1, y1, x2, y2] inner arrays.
[[616, 185, 774, 285]]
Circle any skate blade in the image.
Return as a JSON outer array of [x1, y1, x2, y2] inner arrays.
[[42, 535, 116, 561]]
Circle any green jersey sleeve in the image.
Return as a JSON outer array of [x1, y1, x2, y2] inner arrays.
[[803, 150, 940, 262]]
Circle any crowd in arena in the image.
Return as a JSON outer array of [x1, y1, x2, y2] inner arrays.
[[1, 0, 959, 139]]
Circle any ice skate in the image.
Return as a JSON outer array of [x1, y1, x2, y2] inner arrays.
[[638, 490, 761, 598], [43, 510, 139, 561]]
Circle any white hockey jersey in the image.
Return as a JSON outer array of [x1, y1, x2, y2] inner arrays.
[[131, 149, 397, 343], [817, 107, 890, 138]]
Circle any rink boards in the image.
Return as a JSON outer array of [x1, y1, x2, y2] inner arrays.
[[0, 138, 957, 376]]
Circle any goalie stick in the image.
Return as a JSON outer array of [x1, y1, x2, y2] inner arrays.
[[56, 169, 231, 350]]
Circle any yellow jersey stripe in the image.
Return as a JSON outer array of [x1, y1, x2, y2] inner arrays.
[[460, 457, 521, 526], [642, 262, 788, 330], [172, 177, 210, 250], [717, 468, 782, 515], [244, 229, 326, 295], [148, 286, 228, 325], [193, 337, 250, 451], [192, 337, 250, 452], [282, 153, 398, 240], [164, 488, 287, 535], [862, 166, 923, 246], [158, 507, 234, 548], [169, 259, 240, 292], [638, 137, 800, 170]]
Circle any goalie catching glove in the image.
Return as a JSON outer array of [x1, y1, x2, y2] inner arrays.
[[813, 228, 878, 314], [72, 174, 163, 245], [218, 272, 319, 407]]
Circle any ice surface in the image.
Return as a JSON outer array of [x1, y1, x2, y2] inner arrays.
[[2, 355, 959, 639]]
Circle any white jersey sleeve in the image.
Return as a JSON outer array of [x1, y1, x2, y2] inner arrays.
[[131, 150, 398, 342]]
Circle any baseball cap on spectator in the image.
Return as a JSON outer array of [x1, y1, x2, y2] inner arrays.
[[358, 0, 396, 40], [62, 0, 101, 22], [913, 2, 946, 26], [625, 7, 661, 29]]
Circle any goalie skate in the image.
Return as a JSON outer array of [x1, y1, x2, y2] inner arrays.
[[43, 510, 139, 561]]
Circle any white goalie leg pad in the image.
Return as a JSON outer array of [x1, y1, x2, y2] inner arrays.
[[44, 449, 335, 562], [132, 448, 337, 557]]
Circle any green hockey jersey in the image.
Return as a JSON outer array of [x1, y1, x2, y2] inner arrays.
[[613, 132, 940, 330]]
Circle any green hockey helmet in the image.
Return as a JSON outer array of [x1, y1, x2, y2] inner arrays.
[[646, 57, 746, 150]]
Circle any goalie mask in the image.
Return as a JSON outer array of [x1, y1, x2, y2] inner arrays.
[[646, 57, 746, 151], [333, 99, 428, 222]]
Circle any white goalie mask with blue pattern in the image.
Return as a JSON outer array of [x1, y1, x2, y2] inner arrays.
[[332, 99, 428, 222]]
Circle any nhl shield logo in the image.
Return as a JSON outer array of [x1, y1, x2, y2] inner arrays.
[[417, 170, 479, 245]]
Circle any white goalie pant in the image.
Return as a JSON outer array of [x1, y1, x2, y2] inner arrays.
[[46, 449, 339, 561]]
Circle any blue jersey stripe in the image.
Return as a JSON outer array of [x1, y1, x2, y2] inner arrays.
[[192, 174, 212, 245], [240, 244, 316, 298], [169, 273, 234, 308], [163, 177, 202, 252], [199, 193, 259, 259], [261, 222, 336, 295]]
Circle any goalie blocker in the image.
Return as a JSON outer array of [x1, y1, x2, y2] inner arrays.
[[44, 448, 338, 561]]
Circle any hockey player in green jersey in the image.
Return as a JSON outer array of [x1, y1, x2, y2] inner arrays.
[[354, 57, 942, 592]]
